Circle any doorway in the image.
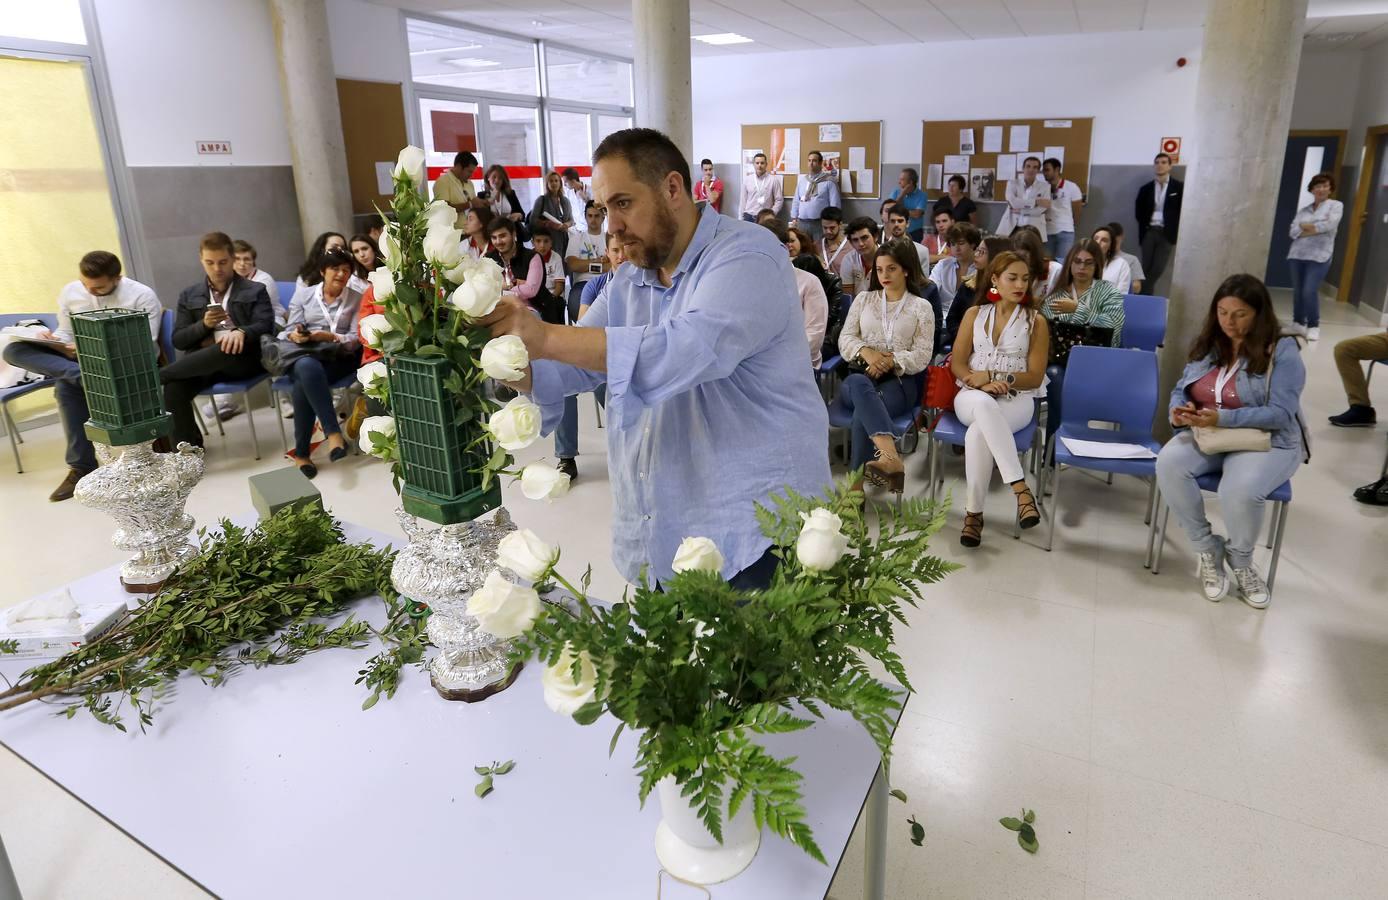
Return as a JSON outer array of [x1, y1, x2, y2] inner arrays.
[[1344, 128, 1388, 316], [1265, 131, 1344, 289]]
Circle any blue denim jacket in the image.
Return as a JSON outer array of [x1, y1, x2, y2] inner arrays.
[[1169, 335, 1309, 454]]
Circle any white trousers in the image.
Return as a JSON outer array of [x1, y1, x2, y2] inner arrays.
[[954, 389, 1034, 513]]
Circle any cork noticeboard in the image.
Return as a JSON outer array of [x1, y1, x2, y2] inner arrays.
[[337, 78, 409, 216], [740, 121, 883, 200], [920, 118, 1093, 205]]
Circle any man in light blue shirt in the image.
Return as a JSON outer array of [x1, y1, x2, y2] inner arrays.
[[889, 168, 929, 240], [790, 151, 842, 243], [482, 128, 831, 588]]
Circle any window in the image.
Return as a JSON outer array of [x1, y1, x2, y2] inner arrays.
[[544, 46, 632, 108], [407, 19, 537, 95], [0, 0, 86, 44], [548, 110, 591, 174]]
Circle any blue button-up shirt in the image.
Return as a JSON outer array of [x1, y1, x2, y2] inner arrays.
[[791, 172, 842, 223], [529, 205, 832, 584]]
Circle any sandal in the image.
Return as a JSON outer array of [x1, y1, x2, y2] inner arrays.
[[960, 511, 984, 548], [1013, 481, 1041, 529], [865, 450, 905, 494]]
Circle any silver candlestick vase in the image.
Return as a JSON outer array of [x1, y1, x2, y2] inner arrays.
[[391, 507, 521, 702], [75, 441, 205, 594]]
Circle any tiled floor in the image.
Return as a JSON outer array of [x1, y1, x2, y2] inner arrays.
[[2, 294, 1386, 898]]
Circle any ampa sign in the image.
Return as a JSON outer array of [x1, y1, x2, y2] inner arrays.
[[197, 141, 232, 155]]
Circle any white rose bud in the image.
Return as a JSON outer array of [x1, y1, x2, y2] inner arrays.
[[520, 462, 571, 502], [366, 266, 395, 301], [423, 227, 465, 270], [359, 415, 396, 458], [480, 335, 529, 382], [378, 229, 402, 272], [672, 536, 725, 575], [796, 508, 850, 572], [423, 199, 457, 232], [487, 396, 542, 451], [393, 145, 426, 187], [466, 570, 541, 639], [355, 360, 388, 393], [358, 313, 392, 349], [541, 644, 598, 715], [442, 258, 474, 285], [448, 276, 502, 319], [496, 528, 559, 583]]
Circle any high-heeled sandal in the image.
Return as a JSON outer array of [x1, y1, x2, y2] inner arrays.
[[1012, 482, 1041, 529], [865, 453, 906, 494], [960, 511, 984, 547]]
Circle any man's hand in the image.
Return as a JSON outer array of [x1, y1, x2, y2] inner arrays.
[[479, 295, 550, 360], [203, 305, 228, 328], [215, 329, 245, 355]]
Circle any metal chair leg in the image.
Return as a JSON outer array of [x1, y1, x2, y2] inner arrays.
[[192, 404, 210, 437], [1266, 501, 1290, 591], [244, 391, 261, 460], [274, 388, 289, 453], [1044, 463, 1061, 551], [1144, 478, 1157, 526], [593, 393, 603, 429], [1151, 506, 1170, 574], [2, 401, 22, 474]]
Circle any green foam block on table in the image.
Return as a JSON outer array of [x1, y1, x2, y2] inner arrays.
[[249, 467, 323, 521]]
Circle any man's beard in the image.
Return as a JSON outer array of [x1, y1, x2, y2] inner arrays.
[[627, 204, 678, 270]]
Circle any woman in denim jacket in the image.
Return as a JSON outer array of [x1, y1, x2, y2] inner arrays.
[[1155, 274, 1307, 609]]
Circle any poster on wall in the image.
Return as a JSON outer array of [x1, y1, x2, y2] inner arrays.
[[970, 167, 996, 201], [1044, 145, 1066, 167], [926, 163, 943, 190], [982, 126, 1003, 153], [996, 154, 1016, 180], [943, 154, 969, 174], [742, 148, 764, 177], [959, 128, 975, 155], [819, 123, 842, 142], [771, 127, 801, 175], [820, 150, 841, 175], [848, 146, 867, 171], [430, 110, 478, 153], [1009, 125, 1031, 152]]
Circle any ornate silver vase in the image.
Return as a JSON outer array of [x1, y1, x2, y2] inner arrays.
[[74, 441, 205, 594], [391, 507, 522, 701]]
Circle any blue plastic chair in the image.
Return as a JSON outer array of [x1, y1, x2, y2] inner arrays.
[[271, 368, 359, 454], [276, 281, 297, 310], [926, 397, 1041, 539], [1150, 474, 1292, 595], [195, 371, 269, 459], [1121, 294, 1169, 351], [1044, 347, 1162, 555], [0, 312, 60, 473], [816, 293, 860, 398]]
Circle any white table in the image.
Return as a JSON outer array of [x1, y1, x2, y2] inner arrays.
[[0, 523, 901, 899]]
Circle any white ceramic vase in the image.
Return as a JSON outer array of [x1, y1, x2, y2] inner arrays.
[[654, 776, 761, 884]]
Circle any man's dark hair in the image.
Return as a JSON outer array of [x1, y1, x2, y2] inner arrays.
[[231, 239, 256, 258], [887, 207, 910, 223], [199, 231, 235, 255], [880, 199, 898, 216], [1105, 220, 1125, 239], [487, 217, 517, 237], [820, 206, 843, 223], [1154, 152, 1172, 164], [947, 174, 966, 191], [846, 216, 878, 239], [1043, 157, 1062, 171], [700, 157, 713, 167], [934, 208, 955, 223], [585, 199, 601, 214], [531, 230, 553, 246], [363, 213, 386, 232], [454, 151, 478, 168], [760, 218, 790, 244], [808, 150, 823, 163], [900, 167, 919, 187], [753, 152, 767, 163], [79, 251, 121, 279], [593, 127, 692, 195], [1022, 156, 1041, 168], [945, 222, 982, 248], [562, 167, 580, 181]]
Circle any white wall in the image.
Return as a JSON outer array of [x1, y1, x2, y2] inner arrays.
[[1348, 41, 1388, 164], [93, 0, 291, 167], [692, 29, 1203, 168], [1291, 49, 1362, 132], [326, 0, 408, 84]]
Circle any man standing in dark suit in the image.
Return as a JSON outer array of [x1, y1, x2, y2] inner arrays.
[[160, 232, 275, 447], [1134, 153, 1183, 292]]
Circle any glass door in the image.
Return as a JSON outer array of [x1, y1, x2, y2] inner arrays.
[[416, 95, 482, 201], [484, 103, 543, 210]]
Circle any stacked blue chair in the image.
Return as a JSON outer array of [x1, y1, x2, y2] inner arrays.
[[1120, 294, 1169, 351], [0, 313, 60, 473], [1043, 346, 1162, 557]]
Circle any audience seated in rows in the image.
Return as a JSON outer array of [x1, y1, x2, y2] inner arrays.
[[792, 252, 844, 368], [565, 201, 608, 321], [817, 206, 853, 279], [842, 216, 880, 297], [922, 209, 955, 265], [232, 240, 282, 326], [1040, 239, 1126, 437], [463, 206, 495, 261], [532, 231, 567, 300], [1011, 226, 1062, 298], [1091, 224, 1133, 294], [486, 218, 562, 325], [761, 219, 828, 370], [929, 222, 980, 329], [1329, 326, 1388, 429], [884, 207, 932, 273], [348, 233, 380, 282], [1104, 220, 1145, 294], [943, 236, 1010, 351]]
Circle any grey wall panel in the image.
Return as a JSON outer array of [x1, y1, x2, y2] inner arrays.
[[129, 166, 306, 304], [1326, 163, 1356, 289]]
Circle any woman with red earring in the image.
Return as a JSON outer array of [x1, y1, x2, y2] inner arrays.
[[949, 251, 1050, 547]]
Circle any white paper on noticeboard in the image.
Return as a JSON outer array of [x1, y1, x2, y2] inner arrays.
[[848, 146, 866, 171], [742, 148, 763, 176], [819, 123, 842, 143], [1044, 146, 1066, 167], [779, 128, 801, 175], [1014, 153, 1033, 174], [1009, 125, 1031, 152], [856, 169, 873, 195], [995, 154, 1016, 180], [839, 165, 853, 193], [1044, 119, 1072, 129], [982, 126, 1003, 153], [926, 163, 943, 190], [959, 128, 975, 154], [943, 154, 969, 174], [375, 162, 394, 195]]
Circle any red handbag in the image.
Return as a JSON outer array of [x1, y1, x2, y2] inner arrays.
[[922, 353, 959, 430]]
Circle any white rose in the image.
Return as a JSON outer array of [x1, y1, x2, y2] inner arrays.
[[487, 396, 541, 451], [423, 199, 457, 232], [469, 256, 505, 288], [359, 415, 396, 457], [480, 335, 529, 382], [442, 258, 474, 285], [423, 227, 465, 270], [448, 276, 502, 319], [466, 570, 541, 639], [796, 508, 850, 572], [393, 145, 426, 187], [358, 313, 392, 349], [378, 229, 403, 271], [496, 528, 558, 582], [520, 462, 571, 502], [672, 536, 725, 575], [355, 360, 388, 393], [367, 266, 395, 301], [541, 644, 598, 715]]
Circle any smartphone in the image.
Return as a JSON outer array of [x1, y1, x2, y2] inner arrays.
[[588, 262, 604, 274]]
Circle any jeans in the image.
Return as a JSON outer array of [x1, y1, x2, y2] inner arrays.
[[954, 389, 1035, 513], [1140, 227, 1174, 289], [840, 373, 913, 472], [1048, 231, 1075, 262], [1155, 431, 1301, 570], [555, 384, 606, 459], [1288, 257, 1332, 327], [287, 355, 356, 458], [160, 344, 265, 447], [1, 342, 96, 472]]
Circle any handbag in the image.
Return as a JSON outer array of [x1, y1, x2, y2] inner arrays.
[[922, 354, 959, 431], [1048, 320, 1114, 367], [259, 334, 345, 377], [1190, 351, 1276, 454]]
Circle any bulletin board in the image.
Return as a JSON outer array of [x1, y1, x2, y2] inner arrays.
[[337, 78, 409, 216], [919, 118, 1093, 205], [740, 121, 883, 200]]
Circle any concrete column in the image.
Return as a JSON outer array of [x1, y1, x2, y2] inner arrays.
[[632, 0, 692, 162], [268, 0, 354, 252], [1160, 0, 1309, 419]]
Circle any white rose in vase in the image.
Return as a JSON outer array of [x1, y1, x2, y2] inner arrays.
[[393, 145, 426, 187], [541, 644, 598, 715], [796, 508, 850, 572], [359, 415, 396, 458], [520, 462, 571, 502], [423, 227, 465, 270], [479, 335, 529, 382], [366, 266, 395, 301], [672, 536, 724, 575], [378, 229, 403, 272], [355, 361, 388, 398], [358, 313, 393, 349], [448, 274, 503, 319], [496, 528, 558, 583], [423, 199, 457, 232], [487, 396, 541, 451], [442, 257, 474, 285], [466, 570, 541, 639]]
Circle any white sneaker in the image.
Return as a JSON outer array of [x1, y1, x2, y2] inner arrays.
[[1307, 327, 1320, 342], [1232, 566, 1270, 609], [1197, 547, 1228, 602]]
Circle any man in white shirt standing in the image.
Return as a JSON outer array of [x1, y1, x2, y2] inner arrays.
[[1041, 158, 1084, 261], [998, 156, 1051, 239], [739, 152, 783, 222], [1, 251, 161, 501], [562, 168, 592, 218], [790, 150, 841, 242]]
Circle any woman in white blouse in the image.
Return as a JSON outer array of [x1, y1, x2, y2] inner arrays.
[[836, 240, 936, 493], [1091, 225, 1133, 294], [950, 250, 1049, 547], [1287, 173, 1344, 341]]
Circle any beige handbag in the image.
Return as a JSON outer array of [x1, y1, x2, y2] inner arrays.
[[1191, 351, 1274, 454]]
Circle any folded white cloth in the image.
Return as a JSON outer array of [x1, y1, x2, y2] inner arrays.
[[4, 587, 83, 634]]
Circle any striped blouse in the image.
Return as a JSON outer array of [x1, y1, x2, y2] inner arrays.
[[1043, 279, 1124, 347]]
